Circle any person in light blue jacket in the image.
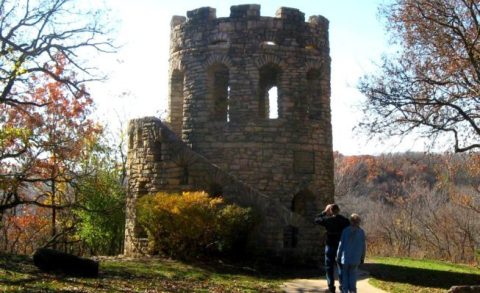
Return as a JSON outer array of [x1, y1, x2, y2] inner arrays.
[[336, 214, 366, 293]]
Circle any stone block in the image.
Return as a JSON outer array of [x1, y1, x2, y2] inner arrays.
[[187, 7, 216, 22]]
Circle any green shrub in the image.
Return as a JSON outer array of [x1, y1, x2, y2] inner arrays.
[[216, 204, 255, 255], [74, 170, 125, 255], [136, 191, 255, 258]]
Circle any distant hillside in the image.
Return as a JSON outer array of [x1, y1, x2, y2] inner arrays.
[[334, 152, 480, 264], [334, 152, 480, 202]]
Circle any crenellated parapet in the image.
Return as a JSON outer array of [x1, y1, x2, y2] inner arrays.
[[169, 5, 328, 54]]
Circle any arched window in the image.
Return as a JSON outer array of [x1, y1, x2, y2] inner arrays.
[[227, 86, 231, 122], [207, 63, 230, 121], [306, 68, 322, 120], [291, 189, 316, 220], [268, 86, 278, 119], [169, 70, 185, 134], [153, 141, 162, 161], [128, 129, 134, 149], [258, 64, 281, 119], [180, 165, 189, 185], [136, 128, 143, 147]]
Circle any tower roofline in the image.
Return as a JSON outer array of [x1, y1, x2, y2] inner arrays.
[[170, 4, 327, 29]]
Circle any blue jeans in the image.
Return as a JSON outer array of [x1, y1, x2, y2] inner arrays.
[[325, 245, 342, 291], [341, 264, 358, 293]]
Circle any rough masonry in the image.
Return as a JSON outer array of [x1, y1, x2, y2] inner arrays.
[[124, 4, 333, 264]]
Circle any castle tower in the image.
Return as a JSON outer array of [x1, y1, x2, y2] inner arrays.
[[125, 5, 333, 262], [169, 4, 332, 219]]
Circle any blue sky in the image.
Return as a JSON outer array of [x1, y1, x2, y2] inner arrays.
[[91, 0, 425, 155]]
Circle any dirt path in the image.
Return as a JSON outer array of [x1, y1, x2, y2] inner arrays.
[[281, 269, 387, 293]]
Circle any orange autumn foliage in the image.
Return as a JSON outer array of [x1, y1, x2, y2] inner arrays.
[[1, 54, 103, 252]]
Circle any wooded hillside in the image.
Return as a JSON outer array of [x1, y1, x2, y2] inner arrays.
[[335, 152, 480, 264]]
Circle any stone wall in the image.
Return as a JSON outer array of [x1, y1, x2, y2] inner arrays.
[[124, 118, 324, 261], [125, 5, 333, 263]]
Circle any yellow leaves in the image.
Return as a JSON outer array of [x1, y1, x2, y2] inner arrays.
[[0, 126, 30, 139], [0, 126, 31, 148], [1, 55, 28, 76], [146, 191, 224, 214], [14, 63, 27, 76], [171, 206, 180, 215], [465, 154, 480, 177], [136, 191, 254, 257], [449, 190, 473, 207], [0, 46, 27, 76]]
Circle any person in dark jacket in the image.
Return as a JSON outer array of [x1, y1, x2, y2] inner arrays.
[[314, 204, 350, 293]]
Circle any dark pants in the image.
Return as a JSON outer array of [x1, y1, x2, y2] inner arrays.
[[325, 245, 342, 292]]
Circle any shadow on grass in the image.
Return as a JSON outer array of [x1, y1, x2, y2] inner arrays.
[[0, 253, 37, 274], [363, 263, 480, 290], [180, 257, 324, 280], [0, 251, 323, 291]]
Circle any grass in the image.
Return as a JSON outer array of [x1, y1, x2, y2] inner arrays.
[[2, 253, 479, 292], [366, 257, 480, 293], [0, 253, 320, 292]]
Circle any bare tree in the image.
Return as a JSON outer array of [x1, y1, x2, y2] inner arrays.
[[0, 0, 115, 108], [359, 0, 480, 152]]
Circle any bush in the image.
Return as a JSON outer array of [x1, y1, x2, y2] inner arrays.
[[216, 204, 256, 256], [74, 170, 125, 256], [136, 191, 255, 259]]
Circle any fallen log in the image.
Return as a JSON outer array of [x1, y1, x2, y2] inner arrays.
[[33, 248, 99, 277]]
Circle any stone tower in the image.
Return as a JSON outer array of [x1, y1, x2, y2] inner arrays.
[[125, 5, 333, 263]]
